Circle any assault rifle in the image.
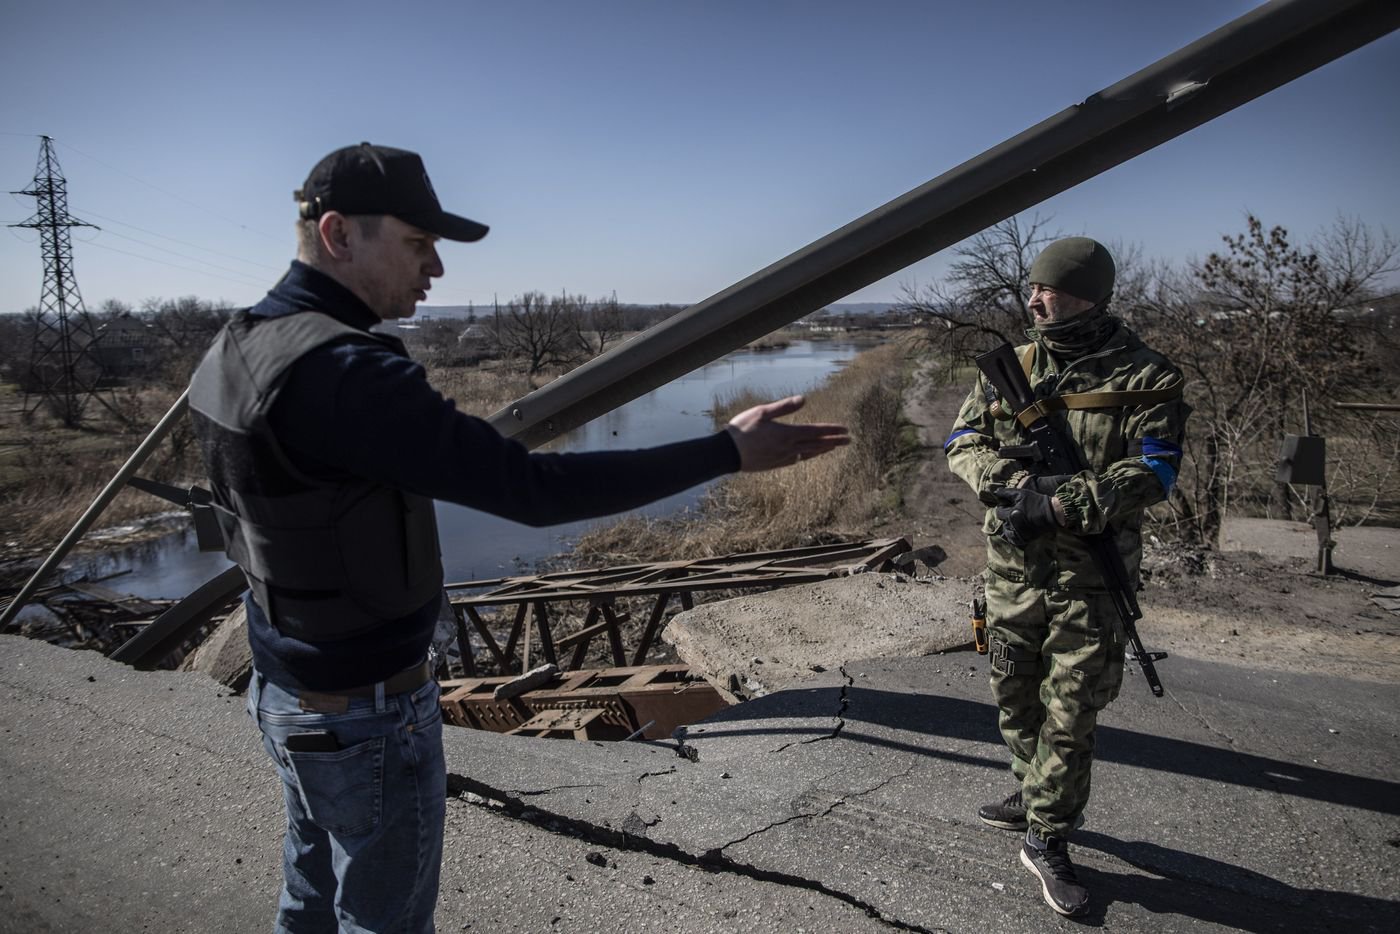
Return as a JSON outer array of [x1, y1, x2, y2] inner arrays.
[[974, 342, 1167, 697]]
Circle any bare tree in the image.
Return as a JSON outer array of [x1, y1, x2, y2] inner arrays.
[[623, 304, 682, 331], [0, 310, 36, 385], [1127, 215, 1400, 543], [575, 294, 625, 357], [138, 296, 235, 386], [898, 214, 1059, 369], [1314, 214, 1400, 307], [495, 291, 584, 377]]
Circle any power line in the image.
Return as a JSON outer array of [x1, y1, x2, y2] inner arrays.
[[69, 205, 281, 271], [53, 138, 281, 243], [79, 238, 269, 290], [73, 225, 270, 286]]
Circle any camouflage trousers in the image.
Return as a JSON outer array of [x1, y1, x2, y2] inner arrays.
[[984, 574, 1125, 839]]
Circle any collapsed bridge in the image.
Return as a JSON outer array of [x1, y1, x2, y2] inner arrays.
[[1, 0, 1395, 692]]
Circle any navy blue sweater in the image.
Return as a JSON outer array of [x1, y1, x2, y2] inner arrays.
[[244, 262, 740, 691]]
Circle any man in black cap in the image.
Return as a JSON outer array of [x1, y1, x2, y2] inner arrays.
[[188, 143, 849, 932], [944, 237, 1188, 918]]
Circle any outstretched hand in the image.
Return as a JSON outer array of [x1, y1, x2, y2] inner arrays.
[[724, 395, 850, 472]]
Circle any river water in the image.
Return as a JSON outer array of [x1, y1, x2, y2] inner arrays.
[[67, 340, 860, 600]]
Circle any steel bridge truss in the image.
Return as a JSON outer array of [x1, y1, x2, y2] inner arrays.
[[444, 538, 911, 675]]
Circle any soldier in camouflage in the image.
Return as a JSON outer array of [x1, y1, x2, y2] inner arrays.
[[944, 237, 1189, 917]]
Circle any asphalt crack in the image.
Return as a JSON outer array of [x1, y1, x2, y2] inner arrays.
[[447, 771, 942, 933], [773, 666, 853, 753], [715, 763, 916, 857], [1163, 694, 1333, 887], [511, 783, 607, 797], [708, 810, 821, 857], [702, 765, 848, 851], [1167, 691, 1237, 747]]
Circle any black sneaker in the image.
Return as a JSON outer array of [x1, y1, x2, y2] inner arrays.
[[978, 790, 1087, 833], [1020, 831, 1089, 917], [977, 789, 1028, 830]]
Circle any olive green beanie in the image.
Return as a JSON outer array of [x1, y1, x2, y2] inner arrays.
[[1028, 237, 1116, 304]]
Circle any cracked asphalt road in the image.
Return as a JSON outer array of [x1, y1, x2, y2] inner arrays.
[[2, 632, 1396, 932], [438, 653, 1399, 933]]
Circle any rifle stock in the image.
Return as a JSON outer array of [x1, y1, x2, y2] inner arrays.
[[977, 343, 1037, 412], [972, 342, 1167, 697]]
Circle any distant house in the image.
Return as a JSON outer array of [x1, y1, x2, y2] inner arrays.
[[804, 311, 848, 333], [93, 313, 161, 378]]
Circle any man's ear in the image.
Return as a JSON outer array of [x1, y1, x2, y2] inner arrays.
[[318, 212, 354, 260]]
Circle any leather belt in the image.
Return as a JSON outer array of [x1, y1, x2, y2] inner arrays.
[[297, 661, 433, 713]]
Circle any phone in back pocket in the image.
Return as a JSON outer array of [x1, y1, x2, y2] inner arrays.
[[285, 730, 340, 752]]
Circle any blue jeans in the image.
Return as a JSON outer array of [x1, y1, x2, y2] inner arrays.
[[248, 669, 446, 933]]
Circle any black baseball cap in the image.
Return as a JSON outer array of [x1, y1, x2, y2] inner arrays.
[[295, 142, 489, 242]]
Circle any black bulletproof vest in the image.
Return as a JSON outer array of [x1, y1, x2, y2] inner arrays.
[[187, 310, 442, 641]]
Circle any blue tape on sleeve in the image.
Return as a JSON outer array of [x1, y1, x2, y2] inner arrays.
[[1141, 455, 1178, 493], [944, 428, 977, 451], [1142, 436, 1182, 458]]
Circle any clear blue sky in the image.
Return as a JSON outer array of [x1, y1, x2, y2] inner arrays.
[[3, 0, 1397, 314]]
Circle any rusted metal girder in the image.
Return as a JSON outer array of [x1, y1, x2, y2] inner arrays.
[[439, 664, 729, 741], [487, 0, 1400, 449], [445, 538, 911, 673]]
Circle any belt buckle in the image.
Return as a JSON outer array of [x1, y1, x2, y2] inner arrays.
[[988, 636, 1017, 676]]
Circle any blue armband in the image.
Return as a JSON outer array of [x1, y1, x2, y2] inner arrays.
[[944, 428, 977, 451], [1138, 436, 1182, 492]]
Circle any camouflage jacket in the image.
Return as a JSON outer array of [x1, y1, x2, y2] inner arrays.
[[944, 320, 1189, 591]]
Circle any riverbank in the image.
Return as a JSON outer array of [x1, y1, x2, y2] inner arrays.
[[570, 339, 916, 565], [0, 382, 194, 563], [0, 358, 545, 570], [2, 339, 876, 628]]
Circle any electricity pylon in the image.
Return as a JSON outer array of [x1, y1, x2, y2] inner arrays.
[[9, 135, 112, 426]]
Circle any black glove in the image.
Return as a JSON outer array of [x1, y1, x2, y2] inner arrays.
[[994, 486, 1059, 548], [1021, 473, 1074, 496]]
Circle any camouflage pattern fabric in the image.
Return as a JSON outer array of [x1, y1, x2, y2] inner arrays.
[[944, 320, 1188, 590], [944, 318, 1188, 839], [985, 574, 1124, 837]]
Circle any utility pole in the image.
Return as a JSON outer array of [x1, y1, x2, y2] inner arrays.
[[10, 136, 112, 426]]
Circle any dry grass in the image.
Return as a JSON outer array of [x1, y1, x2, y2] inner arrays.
[[0, 383, 197, 554], [1, 339, 916, 568], [572, 339, 915, 564], [0, 356, 608, 562], [743, 326, 810, 351], [426, 360, 540, 418]]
